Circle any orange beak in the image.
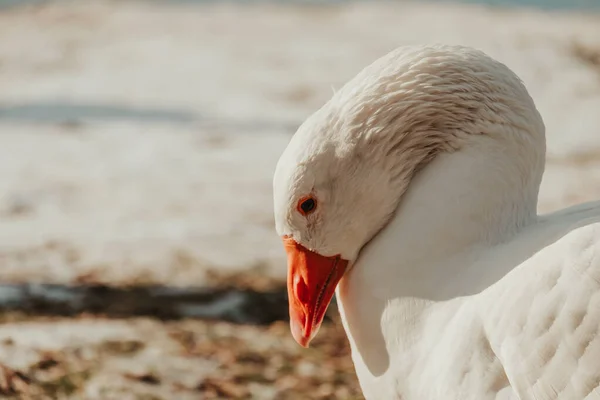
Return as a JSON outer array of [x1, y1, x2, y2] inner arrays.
[[283, 237, 349, 347]]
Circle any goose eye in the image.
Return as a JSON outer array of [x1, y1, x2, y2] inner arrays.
[[297, 196, 317, 216]]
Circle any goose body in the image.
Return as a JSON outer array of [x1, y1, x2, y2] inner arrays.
[[272, 44, 600, 399]]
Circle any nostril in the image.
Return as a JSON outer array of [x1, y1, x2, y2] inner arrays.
[[294, 276, 309, 306]]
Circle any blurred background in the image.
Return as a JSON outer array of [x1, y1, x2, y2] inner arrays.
[[0, 0, 599, 398]]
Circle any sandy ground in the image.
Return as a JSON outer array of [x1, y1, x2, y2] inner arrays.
[[0, 0, 599, 398], [0, 0, 600, 285]]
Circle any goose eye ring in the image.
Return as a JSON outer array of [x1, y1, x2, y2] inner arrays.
[[297, 196, 317, 216]]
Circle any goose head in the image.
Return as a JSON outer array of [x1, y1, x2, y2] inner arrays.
[[273, 44, 546, 347]]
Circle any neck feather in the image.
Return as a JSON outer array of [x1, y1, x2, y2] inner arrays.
[[347, 132, 543, 301], [335, 133, 543, 383]]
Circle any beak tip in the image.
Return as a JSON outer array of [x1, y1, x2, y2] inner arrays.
[[290, 319, 312, 348], [297, 337, 312, 348]]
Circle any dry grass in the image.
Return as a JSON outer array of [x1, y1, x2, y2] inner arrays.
[[170, 318, 362, 400], [0, 265, 363, 399], [0, 315, 362, 400]]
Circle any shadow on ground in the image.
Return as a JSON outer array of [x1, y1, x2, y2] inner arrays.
[[0, 283, 291, 324]]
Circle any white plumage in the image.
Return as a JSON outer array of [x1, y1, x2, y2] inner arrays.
[[273, 44, 600, 399]]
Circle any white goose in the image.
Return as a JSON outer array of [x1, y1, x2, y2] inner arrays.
[[273, 44, 600, 400]]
